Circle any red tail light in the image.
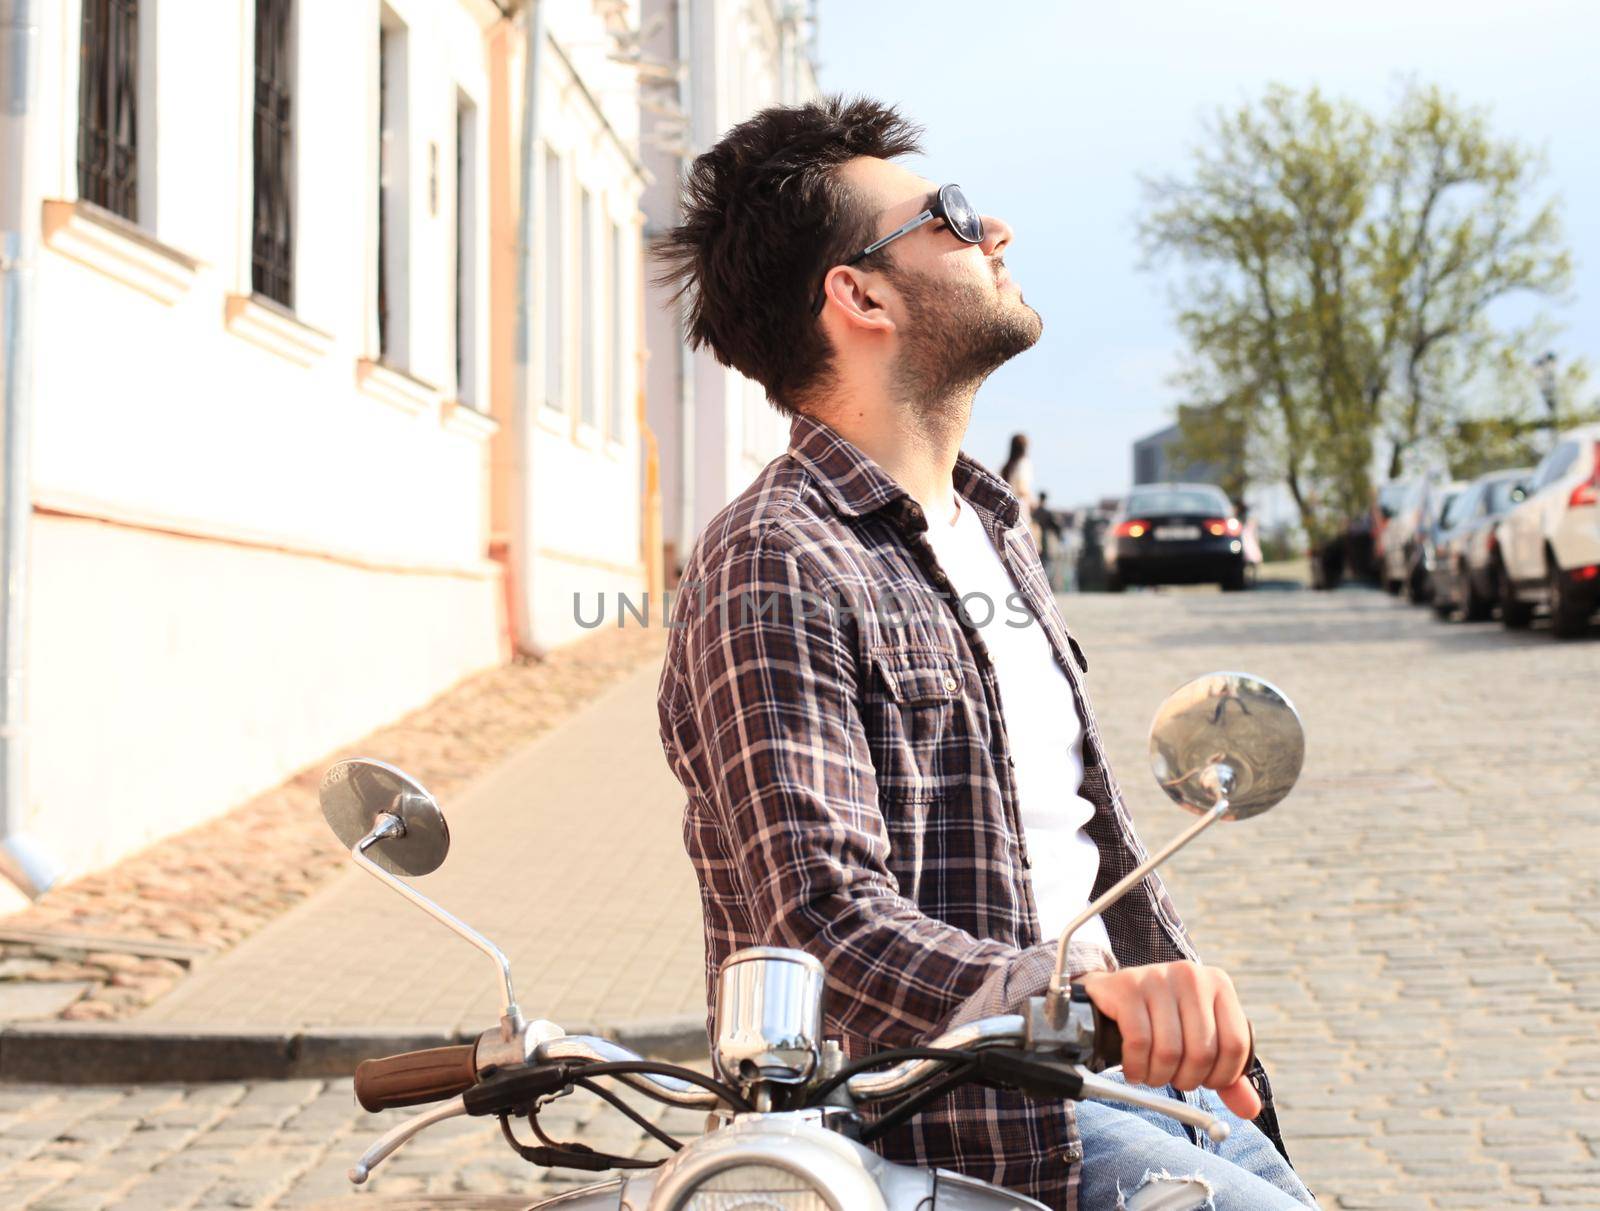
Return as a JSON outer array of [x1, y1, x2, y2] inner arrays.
[[1575, 565, 1600, 582], [1114, 519, 1151, 538], [1569, 443, 1600, 507], [1203, 517, 1242, 537]]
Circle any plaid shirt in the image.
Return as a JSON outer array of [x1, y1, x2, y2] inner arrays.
[[656, 411, 1286, 1209]]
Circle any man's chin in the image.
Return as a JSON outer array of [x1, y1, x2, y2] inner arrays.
[[1004, 297, 1044, 351]]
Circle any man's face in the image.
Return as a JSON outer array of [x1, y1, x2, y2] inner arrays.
[[836, 157, 1043, 404]]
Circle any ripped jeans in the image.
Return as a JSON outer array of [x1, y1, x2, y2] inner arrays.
[[1077, 1071, 1319, 1209]]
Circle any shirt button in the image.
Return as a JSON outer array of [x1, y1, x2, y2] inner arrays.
[[943, 675, 959, 692]]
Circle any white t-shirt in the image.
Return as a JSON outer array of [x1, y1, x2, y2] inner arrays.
[[921, 493, 1112, 956]]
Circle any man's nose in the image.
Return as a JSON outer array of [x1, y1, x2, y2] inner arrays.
[[980, 214, 1012, 257]]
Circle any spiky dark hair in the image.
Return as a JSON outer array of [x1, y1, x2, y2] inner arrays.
[[652, 95, 923, 415]]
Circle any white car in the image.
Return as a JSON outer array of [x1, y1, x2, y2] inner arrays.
[[1495, 423, 1600, 637]]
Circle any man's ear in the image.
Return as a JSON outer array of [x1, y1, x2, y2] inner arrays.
[[821, 265, 896, 335]]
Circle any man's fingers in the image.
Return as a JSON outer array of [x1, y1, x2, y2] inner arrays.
[[1171, 967, 1218, 1092], [1109, 987, 1153, 1086], [1142, 976, 1184, 1088], [1217, 1073, 1262, 1121], [1204, 977, 1252, 1093]]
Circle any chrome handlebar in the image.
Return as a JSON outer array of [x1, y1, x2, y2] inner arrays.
[[532, 1016, 1033, 1108], [843, 1014, 1028, 1100], [535, 1035, 724, 1110], [348, 1011, 1230, 1185]]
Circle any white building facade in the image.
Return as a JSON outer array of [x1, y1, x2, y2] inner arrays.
[[638, 0, 819, 578], [3, 0, 517, 889], [490, 0, 654, 654]]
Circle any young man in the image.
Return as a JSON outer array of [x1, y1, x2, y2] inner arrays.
[[653, 97, 1316, 1210]]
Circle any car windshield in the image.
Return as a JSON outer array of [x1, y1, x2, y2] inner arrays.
[[1376, 480, 1414, 519], [1126, 489, 1229, 516], [1440, 491, 1472, 529], [1485, 477, 1526, 514]]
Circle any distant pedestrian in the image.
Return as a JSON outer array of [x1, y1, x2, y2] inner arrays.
[[1236, 500, 1263, 567], [1000, 433, 1039, 543]]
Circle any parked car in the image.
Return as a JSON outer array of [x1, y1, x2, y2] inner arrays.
[[1103, 483, 1248, 591], [1407, 479, 1466, 604], [1373, 478, 1420, 592], [1496, 424, 1600, 636], [1429, 469, 1530, 620]]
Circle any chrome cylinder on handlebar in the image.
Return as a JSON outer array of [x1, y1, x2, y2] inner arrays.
[[714, 947, 826, 1088]]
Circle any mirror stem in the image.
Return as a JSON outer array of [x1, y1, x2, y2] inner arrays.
[[354, 817, 526, 1037], [1046, 797, 1230, 1028]]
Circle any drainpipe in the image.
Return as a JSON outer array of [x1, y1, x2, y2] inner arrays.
[[510, 0, 546, 654], [0, 0, 55, 898], [673, 0, 696, 570]]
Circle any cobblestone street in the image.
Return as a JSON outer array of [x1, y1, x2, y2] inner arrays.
[[2, 586, 1597, 1209]]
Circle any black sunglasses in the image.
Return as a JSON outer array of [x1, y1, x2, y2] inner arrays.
[[810, 183, 985, 316]]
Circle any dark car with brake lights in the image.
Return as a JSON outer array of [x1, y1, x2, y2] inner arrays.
[[1103, 483, 1248, 592]]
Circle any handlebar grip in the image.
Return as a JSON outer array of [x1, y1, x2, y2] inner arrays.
[[1089, 1001, 1122, 1071], [354, 1044, 478, 1112]]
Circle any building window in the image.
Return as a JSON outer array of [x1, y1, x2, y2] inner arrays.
[[252, 0, 295, 307], [542, 149, 564, 411], [77, 0, 140, 221], [377, 10, 409, 366], [608, 220, 625, 441], [454, 93, 478, 406], [579, 189, 596, 429]]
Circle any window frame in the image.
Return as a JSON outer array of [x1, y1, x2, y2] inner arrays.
[[578, 186, 597, 432], [606, 216, 627, 447], [541, 146, 566, 414], [376, 7, 411, 369]]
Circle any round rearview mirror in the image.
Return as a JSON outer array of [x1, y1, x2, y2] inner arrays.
[[319, 758, 450, 876], [1148, 672, 1304, 820]]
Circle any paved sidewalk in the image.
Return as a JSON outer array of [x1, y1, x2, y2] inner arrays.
[[133, 663, 705, 1041], [0, 1077, 700, 1210], [0, 623, 668, 1026]]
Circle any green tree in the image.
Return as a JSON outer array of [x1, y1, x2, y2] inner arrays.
[[1446, 347, 1596, 479], [1141, 82, 1573, 541]]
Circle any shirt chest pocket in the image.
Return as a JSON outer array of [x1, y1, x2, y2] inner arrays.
[[861, 644, 966, 800]]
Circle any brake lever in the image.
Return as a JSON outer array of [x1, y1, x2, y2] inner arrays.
[[1074, 1066, 1230, 1144], [348, 1095, 470, 1184]]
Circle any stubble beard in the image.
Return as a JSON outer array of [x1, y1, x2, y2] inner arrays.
[[888, 265, 1044, 428]]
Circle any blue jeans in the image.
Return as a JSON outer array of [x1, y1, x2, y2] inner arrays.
[[1077, 1071, 1318, 1209]]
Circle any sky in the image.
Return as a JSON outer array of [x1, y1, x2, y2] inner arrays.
[[813, 0, 1600, 506]]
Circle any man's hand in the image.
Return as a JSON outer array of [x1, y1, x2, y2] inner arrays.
[[1075, 961, 1261, 1120]]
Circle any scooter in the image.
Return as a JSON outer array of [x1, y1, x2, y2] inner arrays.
[[315, 670, 1305, 1210]]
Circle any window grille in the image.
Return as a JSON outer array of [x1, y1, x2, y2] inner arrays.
[[77, 0, 139, 221], [377, 37, 391, 357], [252, 0, 294, 307]]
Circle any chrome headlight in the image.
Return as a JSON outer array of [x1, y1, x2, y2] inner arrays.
[[645, 1113, 897, 1211], [679, 1164, 829, 1210]]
